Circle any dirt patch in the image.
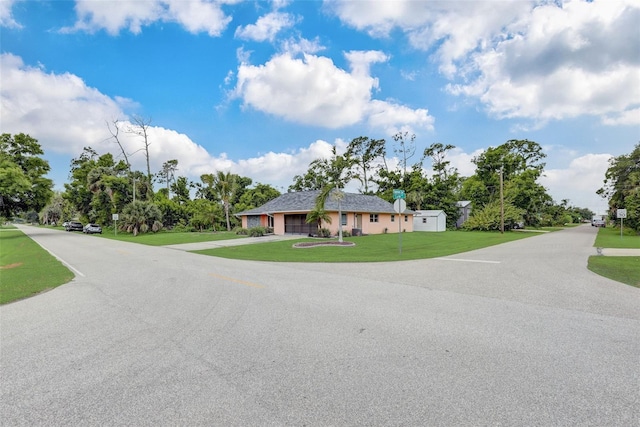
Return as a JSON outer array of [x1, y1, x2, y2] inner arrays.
[[1, 262, 23, 270], [293, 241, 355, 248]]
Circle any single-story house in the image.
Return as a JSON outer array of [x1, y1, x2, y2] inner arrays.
[[236, 190, 414, 236], [414, 210, 446, 232], [456, 200, 472, 228]]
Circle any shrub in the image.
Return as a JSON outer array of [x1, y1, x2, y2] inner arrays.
[[319, 227, 331, 238], [249, 226, 267, 237], [235, 227, 249, 235], [463, 200, 524, 231]]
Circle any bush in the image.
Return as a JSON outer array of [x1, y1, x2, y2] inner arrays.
[[249, 226, 267, 237], [463, 200, 524, 231], [318, 227, 331, 238], [172, 220, 195, 232], [235, 227, 249, 235], [341, 230, 351, 237]]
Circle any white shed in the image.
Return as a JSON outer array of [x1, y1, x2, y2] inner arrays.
[[414, 210, 447, 232]]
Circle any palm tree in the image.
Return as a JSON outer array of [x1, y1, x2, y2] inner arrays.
[[306, 205, 332, 235], [214, 171, 237, 231], [121, 200, 163, 236]]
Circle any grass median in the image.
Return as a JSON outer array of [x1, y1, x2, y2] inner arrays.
[[95, 228, 247, 246], [192, 230, 539, 262], [0, 227, 74, 304], [589, 225, 640, 288]]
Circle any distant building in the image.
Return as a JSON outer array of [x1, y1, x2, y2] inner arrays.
[[456, 200, 472, 228], [236, 190, 415, 236]]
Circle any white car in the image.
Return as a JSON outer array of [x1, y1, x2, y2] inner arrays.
[[83, 223, 102, 234]]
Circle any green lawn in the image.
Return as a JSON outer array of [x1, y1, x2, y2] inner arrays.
[[588, 256, 640, 288], [193, 230, 540, 262], [593, 224, 640, 249], [588, 225, 640, 288], [86, 228, 246, 246], [0, 228, 74, 304]]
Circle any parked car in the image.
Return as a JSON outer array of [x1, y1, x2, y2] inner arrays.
[[83, 223, 102, 234], [592, 218, 606, 227], [65, 221, 83, 232]]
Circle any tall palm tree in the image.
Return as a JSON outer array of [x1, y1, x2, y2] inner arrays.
[[214, 171, 237, 231]]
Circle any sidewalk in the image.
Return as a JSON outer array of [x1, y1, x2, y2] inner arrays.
[[596, 247, 640, 256]]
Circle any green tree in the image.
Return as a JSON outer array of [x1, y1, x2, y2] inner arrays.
[[65, 149, 130, 225], [462, 139, 550, 226], [0, 133, 54, 218], [346, 136, 386, 194], [171, 176, 193, 205], [463, 199, 524, 231], [235, 183, 281, 212], [120, 200, 163, 236], [290, 146, 354, 192], [214, 171, 238, 231], [393, 131, 416, 177], [40, 192, 67, 225], [196, 173, 218, 201], [305, 147, 354, 238], [187, 198, 223, 231], [598, 143, 640, 231], [156, 159, 179, 197]]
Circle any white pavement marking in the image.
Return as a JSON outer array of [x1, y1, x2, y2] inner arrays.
[[35, 242, 85, 277], [435, 257, 501, 264]]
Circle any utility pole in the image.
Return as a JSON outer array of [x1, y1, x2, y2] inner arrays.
[[499, 168, 504, 234], [133, 177, 138, 203]]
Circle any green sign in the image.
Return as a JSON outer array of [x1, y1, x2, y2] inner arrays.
[[393, 189, 405, 200]]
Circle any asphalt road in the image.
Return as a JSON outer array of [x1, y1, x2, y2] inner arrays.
[[1, 225, 639, 426]]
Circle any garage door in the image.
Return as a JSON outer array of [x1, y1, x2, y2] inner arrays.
[[284, 214, 315, 235]]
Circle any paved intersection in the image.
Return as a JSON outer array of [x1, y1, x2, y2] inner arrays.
[[1, 224, 638, 426]]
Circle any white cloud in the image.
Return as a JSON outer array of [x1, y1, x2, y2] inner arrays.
[[0, 53, 125, 154], [235, 11, 296, 42], [232, 51, 434, 134], [0, 53, 350, 192], [0, 0, 21, 28], [448, 0, 640, 124], [280, 36, 325, 56], [540, 153, 612, 213], [330, 0, 640, 126], [64, 0, 232, 36]]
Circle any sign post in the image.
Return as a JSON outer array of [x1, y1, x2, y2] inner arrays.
[[393, 198, 407, 255], [112, 213, 119, 235], [617, 209, 627, 238]]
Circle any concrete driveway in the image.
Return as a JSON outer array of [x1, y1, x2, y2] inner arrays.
[[1, 224, 638, 426]]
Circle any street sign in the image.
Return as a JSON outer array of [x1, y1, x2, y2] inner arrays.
[[617, 209, 627, 219], [112, 214, 119, 220], [393, 189, 405, 200], [393, 199, 406, 214]]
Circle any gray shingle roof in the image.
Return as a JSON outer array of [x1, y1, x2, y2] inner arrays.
[[236, 190, 400, 215]]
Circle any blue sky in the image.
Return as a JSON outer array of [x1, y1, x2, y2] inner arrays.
[[1, 0, 639, 214]]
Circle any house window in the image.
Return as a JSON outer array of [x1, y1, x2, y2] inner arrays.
[[341, 213, 347, 226], [369, 214, 379, 223], [422, 218, 427, 223], [268, 216, 274, 228], [391, 214, 395, 222]]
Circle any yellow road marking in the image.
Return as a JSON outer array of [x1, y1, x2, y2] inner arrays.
[[208, 273, 265, 289]]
